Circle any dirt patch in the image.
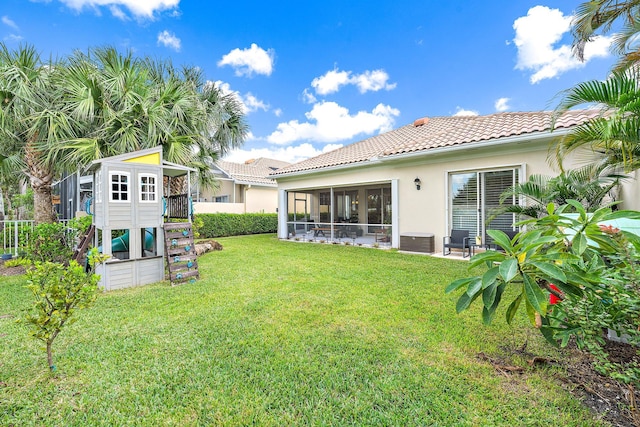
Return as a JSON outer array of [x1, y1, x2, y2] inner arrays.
[[0, 259, 25, 276], [488, 340, 640, 427]]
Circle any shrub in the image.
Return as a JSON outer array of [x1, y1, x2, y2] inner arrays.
[[22, 260, 100, 371], [195, 213, 277, 238], [26, 222, 75, 264]]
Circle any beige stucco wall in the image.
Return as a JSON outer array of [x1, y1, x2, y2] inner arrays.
[[195, 186, 278, 214], [620, 170, 640, 211], [198, 179, 241, 203], [277, 136, 637, 252], [245, 186, 279, 213]]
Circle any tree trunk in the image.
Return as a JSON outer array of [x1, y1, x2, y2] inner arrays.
[[46, 340, 54, 370], [25, 142, 55, 224]]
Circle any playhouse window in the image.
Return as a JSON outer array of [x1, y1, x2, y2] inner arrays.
[[139, 174, 157, 202], [141, 228, 157, 257], [109, 172, 130, 202]]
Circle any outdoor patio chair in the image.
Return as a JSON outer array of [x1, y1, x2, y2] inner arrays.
[[443, 229, 471, 257]]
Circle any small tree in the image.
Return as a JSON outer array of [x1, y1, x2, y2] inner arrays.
[[22, 260, 100, 371]]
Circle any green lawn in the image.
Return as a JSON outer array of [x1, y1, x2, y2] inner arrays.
[[1, 234, 605, 426]]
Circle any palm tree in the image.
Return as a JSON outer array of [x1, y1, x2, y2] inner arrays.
[[0, 44, 72, 223], [553, 69, 640, 173], [495, 166, 622, 220], [52, 47, 247, 192], [0, 45, 247, 223], [572, 0, 640, 71]]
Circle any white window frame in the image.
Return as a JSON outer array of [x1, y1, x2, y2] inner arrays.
[[139, 173, 158, 203], [109, 171, 131, 203]]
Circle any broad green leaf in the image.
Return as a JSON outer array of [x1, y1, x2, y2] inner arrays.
[[499, 258, 518, 282], [487, 230, 513, 252], [482, 305, 497, 325], [465, 277, 483, 298], [505, 292, 523, 324], [607, 210, 640, 220], [523, 274, 547, 315], [468, 250, 504, 268], [539, 325, 559, 347], [456, 293, 473, 313], [482, 267, 499, 289], [530, 261, 567, 284], [571, 232, 587, 255], [482, 282, 497, 309], [445, 277, 473, 294]]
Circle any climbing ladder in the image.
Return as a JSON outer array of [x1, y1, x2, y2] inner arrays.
[[72, 224, 96, 264], [163, 222, 199, 286]]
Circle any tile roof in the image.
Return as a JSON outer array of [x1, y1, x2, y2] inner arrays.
[[271, 110, 599, 176], [216, 157, 290, 186]]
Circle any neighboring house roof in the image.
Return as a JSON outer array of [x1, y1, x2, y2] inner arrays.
[[271, 110, 599, 177], [215, 158, 291, 186]]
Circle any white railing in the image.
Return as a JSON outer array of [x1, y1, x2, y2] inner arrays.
[[0, 220, 34, 256]]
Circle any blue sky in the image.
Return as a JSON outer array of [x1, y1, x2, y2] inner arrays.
[[2, 0, 616, 164]]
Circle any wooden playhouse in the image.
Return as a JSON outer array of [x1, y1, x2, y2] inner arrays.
[[84, 147, 199, 290]]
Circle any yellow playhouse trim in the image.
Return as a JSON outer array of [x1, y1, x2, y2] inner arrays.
[[123, 152, 161, 165]]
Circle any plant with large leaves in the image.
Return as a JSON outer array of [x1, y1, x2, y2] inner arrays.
[[0, 44, 70, 223], [572, 0, 640, 72], [50, 47, 248, 192], [446, 201, 640, 328], [494, 166, 622, 220], [554, 68, 640, 174]]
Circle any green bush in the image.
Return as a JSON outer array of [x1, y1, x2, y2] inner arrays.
[[195, 213, 277, 238], [27, 222, 76, 264]]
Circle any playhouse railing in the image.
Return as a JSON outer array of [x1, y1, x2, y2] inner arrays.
[[165, 194, 190, 220]]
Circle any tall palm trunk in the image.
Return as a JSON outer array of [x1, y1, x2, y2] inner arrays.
[[25, 141, 55, 224]]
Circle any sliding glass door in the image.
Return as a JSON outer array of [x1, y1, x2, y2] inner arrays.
[[449, 168, 519, 239]]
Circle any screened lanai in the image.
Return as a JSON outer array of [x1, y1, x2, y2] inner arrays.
[[283, 183, 395, 245]]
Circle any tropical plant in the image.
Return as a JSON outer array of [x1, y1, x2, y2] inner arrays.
[[0, 44, 248, 224], [0, 44, 68, 223], [571, 0, 640, 71], [553, 69, 640, 173], [51, 47, 248, 191], [495, 167, 621, 219], [446, 201, 640, 328]]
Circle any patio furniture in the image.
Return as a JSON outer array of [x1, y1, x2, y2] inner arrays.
[[443, 229, 471, 257]]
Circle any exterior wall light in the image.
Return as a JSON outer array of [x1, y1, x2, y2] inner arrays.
[[414, 177, 422, 190]]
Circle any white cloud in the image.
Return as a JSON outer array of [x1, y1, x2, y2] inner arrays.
[[243, 93, 268, 113], [311, 68, 396, 95], [513, 5, 612, 83], [453, 107, 479, 117], [301, 88, 317, 104], [217, 43, 274, 77], [494, 97, 510, 112], [109, 5, 127, 20], [267, 101, 400, 145], [273, 108, 283, 117], [214, 80, 270, 115], [224, 143, 343, 165], [1, 16, 19, 31], [55, 0, 180, 19], [311, 69, 351, 95], [3, 34, 23, 43], [157, 30, 181, 51]]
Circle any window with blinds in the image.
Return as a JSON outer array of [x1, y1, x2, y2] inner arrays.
[[450, 168, 519, 239]]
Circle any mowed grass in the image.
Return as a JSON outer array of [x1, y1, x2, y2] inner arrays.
[[0, 234, 605, 426]]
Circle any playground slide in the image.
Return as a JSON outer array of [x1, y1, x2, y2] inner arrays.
[[102, 228, 155, 253]]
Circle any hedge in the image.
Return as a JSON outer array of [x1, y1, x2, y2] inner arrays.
[[195, 213, 278, 238]]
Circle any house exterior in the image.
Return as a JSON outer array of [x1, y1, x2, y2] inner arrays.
[[272, 111, 640, 253], [194, 158, 290, 214]]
